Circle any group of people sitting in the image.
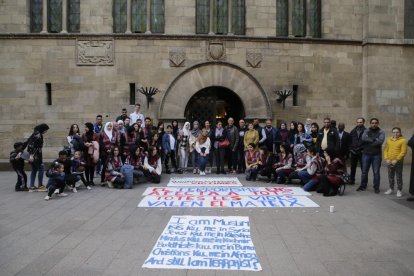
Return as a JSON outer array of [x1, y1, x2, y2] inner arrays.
[[9, 103, 414, 201]]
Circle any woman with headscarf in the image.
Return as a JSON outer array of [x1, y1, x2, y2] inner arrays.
[[277, 122, 289, 149], [27, 123, 49, 191], [178, 122, 191, 172], [82, 122, 99, 186], [196, 128, 211, 175], [189, 121, 201, 174], [99, 122, 118, 186]]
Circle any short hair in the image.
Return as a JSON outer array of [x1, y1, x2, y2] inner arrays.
[[96, 115, 102, 119], [370, 118, 379, 123], [58, 150, 68, 156], [357, 117, 365, 123], [14, 142, 24, 149], [323, 117, 330, 122], [392, 127, 401, 133], [135, 103, 141, 107], [166, 125, 172, 129], [266, 118, 272, 122], [122, 108, 127, 111], [145, 117, 151, 121], [307, 146, 317, 155]]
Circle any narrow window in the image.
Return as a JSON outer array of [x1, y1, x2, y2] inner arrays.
[[293, 85, 298, 106], [232, 0, 245, 35], [276, 0, 288, 37], [132, 0, 147, 33], [292, 0, 306, 37], [113, 0, 127, 33], [213, 0, 228, 34], [309, 0, 321, 38], [68, 0, 80, 33], [46, 83, 52, 105], [48, 0, 63, 33], [30, 0, 43, 33], [196, 0, 210, 34], [405, 0, 414, 38], [150, 0, 165, 33], [130, 83, 136, 105]]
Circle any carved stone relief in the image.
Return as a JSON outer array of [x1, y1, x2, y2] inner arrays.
[[246, 52, 263, 68], [76, 40, 114, 66], [207, 40, 226, 61], [169, 51, 186, 67]]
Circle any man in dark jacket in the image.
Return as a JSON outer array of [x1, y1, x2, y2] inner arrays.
[[349, 117, 366, 184], [263, 119, 281, 154], [316, 117, 340, 156], [237, 119, 247, 173], [27, 123, 49, 191], [225, 117, 239, 173], [357, 118, 385, 193], [407, 134, 414, 201], [337, 122, 352, 172]]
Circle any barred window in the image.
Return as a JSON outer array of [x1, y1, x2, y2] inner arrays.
[[150, 0, 165, 33], [68, 0, 80, 33], [213, 0, 228, 34], [405, 0, 414, 38], [232, 0, 245, 35], [196, 0, 210, 34], [30, 0, 43, 33], [113, 0, 127, 33], [132, 0, 147, 33], [48, 0, 62, 33]]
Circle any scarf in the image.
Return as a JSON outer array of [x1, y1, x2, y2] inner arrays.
[[198, 132, 208, 145], [182, 122, 191, 136], [104, 122, 113, 141], [191, 123, 201, 137]]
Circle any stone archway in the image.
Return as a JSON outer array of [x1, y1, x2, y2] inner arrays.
[[158, 62, 272, 120]]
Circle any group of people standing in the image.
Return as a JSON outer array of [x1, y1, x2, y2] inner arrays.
[[9, 103, 414, 201]]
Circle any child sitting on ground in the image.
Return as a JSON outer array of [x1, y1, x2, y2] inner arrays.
[[45, 162, 68, 201], [10, 142, 28, 192]]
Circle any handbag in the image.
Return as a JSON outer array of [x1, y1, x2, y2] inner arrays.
[[218, 138, 230, 149]]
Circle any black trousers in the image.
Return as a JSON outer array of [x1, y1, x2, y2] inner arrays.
[[226, 148, 238, 171], [237, 148, 246, 172], [47, 180, 66, 197], [164, 150, 178, 171], [84, 166, 95, 183], [14, 168, 27, 189], [350, 152, 363, 182], [215, 148, 226, 172], [144, 170, 161, 183]]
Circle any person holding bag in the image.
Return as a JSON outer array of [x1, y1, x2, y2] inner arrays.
[[214, 121, 227, 174]]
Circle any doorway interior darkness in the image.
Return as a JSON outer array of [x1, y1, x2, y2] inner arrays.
[[185, 86, 246, 126]]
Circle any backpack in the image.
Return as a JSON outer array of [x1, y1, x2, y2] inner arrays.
[[71, 135, 85, 151]]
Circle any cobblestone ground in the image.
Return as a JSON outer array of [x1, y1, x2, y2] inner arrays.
[[0, 166, 413, 276]]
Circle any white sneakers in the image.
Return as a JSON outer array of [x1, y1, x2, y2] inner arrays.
[[58, 193, 68, 197], [44, 195, 50, 201], [87, 186, 92, 190], [199, 171, 206, 176], [384, 189, 403, 197], [73, 187, 77, 193]]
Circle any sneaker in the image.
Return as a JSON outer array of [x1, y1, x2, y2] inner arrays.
[[58, 193, 68, 197], [29, 186, 38, 192], [73, 187, 77, 193], [44, 195, 50, 201], [86, 186, 92, 190], [396, 190, 402, 198], [54, 189, 60, 194], [37, 186, 47, 192], [384, 189, 393, 195]]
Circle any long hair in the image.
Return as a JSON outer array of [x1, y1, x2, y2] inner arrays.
[[68, 124, 80, 136], [147, 146, 159, 165]]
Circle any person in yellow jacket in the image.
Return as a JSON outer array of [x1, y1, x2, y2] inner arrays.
[[243, 122, 259, 151], [383, 127, 407, 197]]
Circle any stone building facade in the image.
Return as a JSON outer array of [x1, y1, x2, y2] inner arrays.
[[0, 0, 413, 160]]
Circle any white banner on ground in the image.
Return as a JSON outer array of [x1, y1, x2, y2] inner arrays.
[[142, 216, 262, 271], [143, 187, 311, 197], [138, 195, 319, 208], [167, 177, 242, 187]]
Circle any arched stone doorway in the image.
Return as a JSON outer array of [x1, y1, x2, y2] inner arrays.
[[158, 62, 271, 121], [184, 86, 245, 125]]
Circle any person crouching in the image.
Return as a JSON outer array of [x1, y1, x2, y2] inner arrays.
[[45, 162, 68, 201]]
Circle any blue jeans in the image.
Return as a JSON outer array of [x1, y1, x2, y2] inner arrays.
[[191, 151, 199, 169], [30, 162, 44, 187], [298, 171, 318, 191], [121, 164, 134, 189], [361, 154, 382, 189], [199, 155, 208, 172]]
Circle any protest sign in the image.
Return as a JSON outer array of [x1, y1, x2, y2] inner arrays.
[[167, 177, 242, 187], [138, 195, 319, 208], [143, 186, 311, 197], [143, 216, 262, 271]]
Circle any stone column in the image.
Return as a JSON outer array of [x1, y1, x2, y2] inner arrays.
[[126, 0, 132, 33], [41, 0, 48, 33], [61, 0, 68, 33], [228, 0, 233, 35], [209, 0, 214, 35], [145, 0, 151, 33]]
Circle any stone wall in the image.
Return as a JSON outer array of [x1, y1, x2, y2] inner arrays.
[[0, 0, 28, 33]]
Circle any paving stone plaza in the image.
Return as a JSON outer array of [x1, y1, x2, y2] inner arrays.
[[0, 166, 413, 276]]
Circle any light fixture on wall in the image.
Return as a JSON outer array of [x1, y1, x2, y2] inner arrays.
[[138, 87, 160, 109], [274, 88, 293, 109]]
